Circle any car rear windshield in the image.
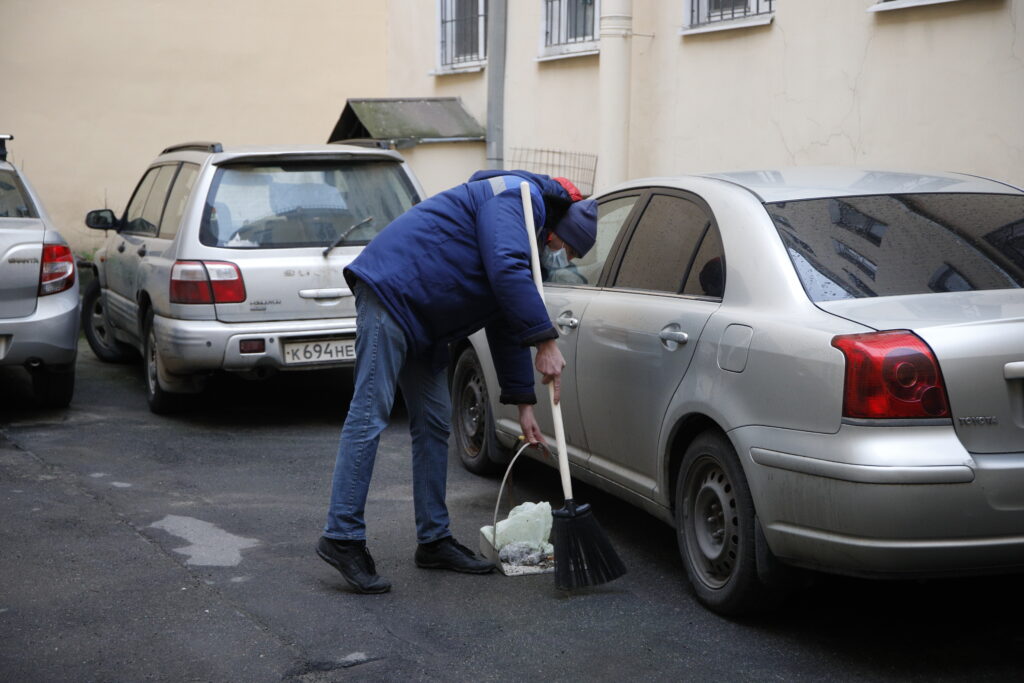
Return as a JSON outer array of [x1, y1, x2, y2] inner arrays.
[[0, 170, 38, 218], [767, 193, 1024, 301], [200, 159, 417, 248]]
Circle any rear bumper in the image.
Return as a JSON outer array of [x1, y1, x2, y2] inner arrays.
[[0, 285, 80, 368], [153, 313, 358, 374], [732, 424, 1024, 577]]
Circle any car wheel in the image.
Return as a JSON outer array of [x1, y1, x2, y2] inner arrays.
[[81, 279, 134, 363], [451, 347, 502, 476], [143, 310, 182, 414], [30, 364, 75, 409], [675, 431, 766, 615]]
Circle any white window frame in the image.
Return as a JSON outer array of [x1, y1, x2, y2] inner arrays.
[[867, 0, 971, 12], [435, 0, 487, 75], [680, 0, 775, 36], [538, 0, 600, 62]]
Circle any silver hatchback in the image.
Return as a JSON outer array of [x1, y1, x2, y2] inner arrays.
[[0, 134, 80, 408], [82, 141, 422, 412], [451, 168, 1024, 614]]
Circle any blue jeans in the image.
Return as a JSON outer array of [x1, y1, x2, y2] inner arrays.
[[323, 282, 453, 545]]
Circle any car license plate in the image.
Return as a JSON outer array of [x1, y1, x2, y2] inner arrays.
[[283, 338, 356, 365]]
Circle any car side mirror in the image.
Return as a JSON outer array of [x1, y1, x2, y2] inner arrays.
[[85, 209, 118, 230]]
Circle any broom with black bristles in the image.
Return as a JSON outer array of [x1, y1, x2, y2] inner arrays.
[[519, 181, 627, 590]]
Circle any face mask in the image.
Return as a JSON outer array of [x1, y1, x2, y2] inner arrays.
[[541, 245, 570, 271]]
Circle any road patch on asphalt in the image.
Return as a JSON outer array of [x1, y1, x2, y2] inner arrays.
[[150, 515, 260, 566]]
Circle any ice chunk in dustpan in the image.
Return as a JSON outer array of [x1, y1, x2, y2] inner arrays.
[[480, 501, 552, 550]]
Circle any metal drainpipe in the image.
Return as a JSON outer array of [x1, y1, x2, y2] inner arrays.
[[486, 0, 508, 170], [597, 0, 633, 190]]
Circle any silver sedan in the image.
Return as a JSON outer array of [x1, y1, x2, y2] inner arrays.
[[0, 134, 79, 408], [450, 167, 1024, 615]]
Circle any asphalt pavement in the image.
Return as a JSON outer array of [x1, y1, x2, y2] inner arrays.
[[1, 340, 1022, 681]]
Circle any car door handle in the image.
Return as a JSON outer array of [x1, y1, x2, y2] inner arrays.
[[659, 327, 692, 350], [137, 245, 147, 257], [1005, 361, 1024, 380], [659, 329, 689, 344], [117, 242, 125, 253], [556, 312, 579, 330]]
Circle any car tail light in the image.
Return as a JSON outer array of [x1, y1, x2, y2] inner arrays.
[[170, 260, 246, 304], [39, 244, 76, 296], [831, 330, 951, 419]]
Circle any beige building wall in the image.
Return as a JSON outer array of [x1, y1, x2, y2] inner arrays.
[[383, 2, 603, 195], [502, 6, 601, 161], [630, 0, 1024, 186], [7, 0, 1019, 255], [1, 0, 389, 255], [385, 0, 1023, 196], [383, 3, 489, 197], [399, 144, 488, 198]]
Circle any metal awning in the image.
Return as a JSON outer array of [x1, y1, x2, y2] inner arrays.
[[327, 97, 486, 149]]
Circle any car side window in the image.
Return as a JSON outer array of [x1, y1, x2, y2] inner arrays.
[[136, 165, 178, 237], [123, 168, 160, 234], [614, 194, 711, 294], [682, 224, 726, 298], [159, 163, 199, 241], [556, 195, 639, 286], [0, 170, 37, 218]]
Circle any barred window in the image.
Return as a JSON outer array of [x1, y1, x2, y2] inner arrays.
[[540, 0, 600, 59], [686, 0, 775, 30], [438, 0, 487, 71], [868, 0, 970, 12], [545, 0, 597, 46]]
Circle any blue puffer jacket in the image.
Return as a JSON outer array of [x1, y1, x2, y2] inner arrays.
[[344, 170, 568, 404]]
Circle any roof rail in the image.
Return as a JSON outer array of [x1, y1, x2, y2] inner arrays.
[[161, 141, 224, 155], [0, 134, 12, 162]]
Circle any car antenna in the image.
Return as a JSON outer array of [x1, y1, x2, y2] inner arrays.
[[323, 216, 373, 257]]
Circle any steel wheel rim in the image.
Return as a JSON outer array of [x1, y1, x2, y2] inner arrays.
[[90, 297, 116, 350], [683, 455, 739, 589], [458, 371, 486, 457]]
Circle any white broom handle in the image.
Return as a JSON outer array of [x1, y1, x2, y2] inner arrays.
[[520, 182, 574, 501]]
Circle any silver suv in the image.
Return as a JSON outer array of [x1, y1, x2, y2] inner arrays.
[[0, 134, 80, 408], [82, 141, 423, 412]]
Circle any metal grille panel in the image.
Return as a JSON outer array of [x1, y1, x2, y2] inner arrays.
[[508, 147, 599, 197]]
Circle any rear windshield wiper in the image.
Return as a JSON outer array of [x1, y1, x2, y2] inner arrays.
[[323, 216, 374, 257]]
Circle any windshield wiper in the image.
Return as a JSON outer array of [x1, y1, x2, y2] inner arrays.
[[322, 216, 374, 257]]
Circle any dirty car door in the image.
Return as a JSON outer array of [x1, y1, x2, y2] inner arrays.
[[576, 191, 725, 496], [105, 165, 177, 337], [520, 193, 642, 457]]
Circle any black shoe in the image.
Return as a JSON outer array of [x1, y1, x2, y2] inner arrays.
[[317, 537, 392, 594], [415, 536, 495, 574]]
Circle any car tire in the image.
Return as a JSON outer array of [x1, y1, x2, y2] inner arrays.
[[143, 309, 183, 414], [675, 431, 767, 616], [451, 347, 503, 476], [82, 279, 134, 363], [30, 364, 75, 409]]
